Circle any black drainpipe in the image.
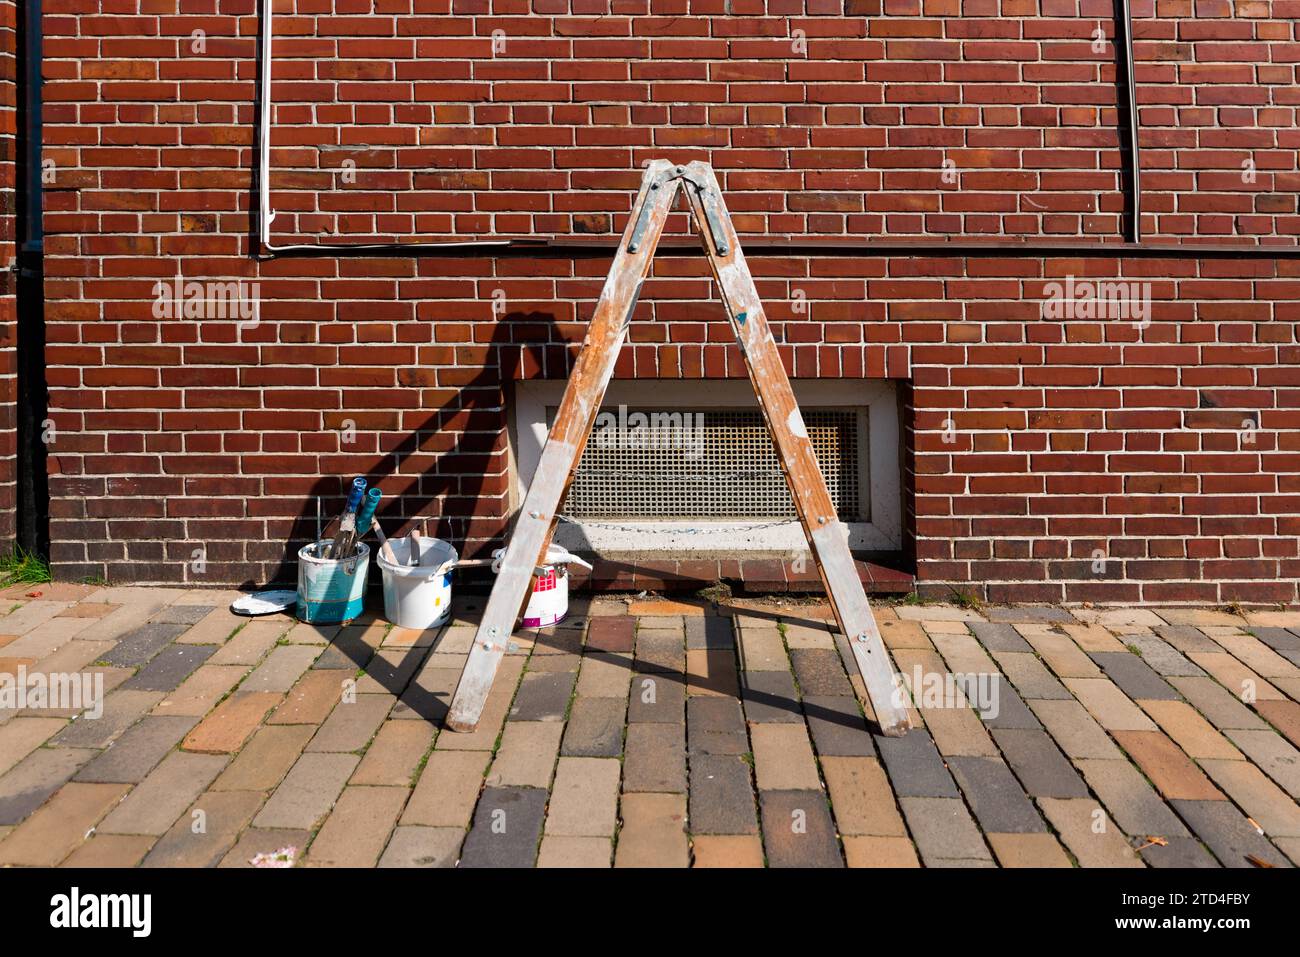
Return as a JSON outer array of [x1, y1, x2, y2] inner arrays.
[[15, 0, 48, 559]]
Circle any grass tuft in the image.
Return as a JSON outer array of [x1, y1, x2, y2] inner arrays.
[[0, 547, 52, 588]]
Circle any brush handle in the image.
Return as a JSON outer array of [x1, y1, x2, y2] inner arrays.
[[371, 518, 398, 565], [329, 477, 368, 558], [355, 488, 382, 534]]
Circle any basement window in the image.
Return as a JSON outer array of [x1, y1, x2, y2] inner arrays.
[[511, 380, 902, 554]]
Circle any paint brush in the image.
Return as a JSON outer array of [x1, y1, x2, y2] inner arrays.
[[409, 527, 423, 567], [329, 477, 367, 559], [371, 518, 398, 565]]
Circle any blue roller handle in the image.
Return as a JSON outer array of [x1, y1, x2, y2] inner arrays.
[[345, 477, 367, 514], [356, 487, 381, 534]]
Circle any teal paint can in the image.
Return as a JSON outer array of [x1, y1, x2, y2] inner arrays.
[[297, 540, 370, 624]]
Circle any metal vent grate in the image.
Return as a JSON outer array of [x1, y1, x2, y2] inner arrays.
[[561, 408, 863, 520]]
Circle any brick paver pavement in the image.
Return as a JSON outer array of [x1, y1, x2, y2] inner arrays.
[[0, 581, 1298, 867]]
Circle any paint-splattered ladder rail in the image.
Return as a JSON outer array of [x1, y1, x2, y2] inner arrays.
[[446, 160, 913, 737]]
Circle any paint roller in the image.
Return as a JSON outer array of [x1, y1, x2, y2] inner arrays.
[[328, 477, 367, 559]]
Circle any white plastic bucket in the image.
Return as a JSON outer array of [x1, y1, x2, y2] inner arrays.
[[377, 535, 458, 630], [492, 544, 593, 629]]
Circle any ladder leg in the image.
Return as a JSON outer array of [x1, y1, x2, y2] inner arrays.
[[680, 161, 912, 735], [446, 160, 683, 732]]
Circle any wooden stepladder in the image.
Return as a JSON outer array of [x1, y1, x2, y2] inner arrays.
[[447, 160, 912, 737]]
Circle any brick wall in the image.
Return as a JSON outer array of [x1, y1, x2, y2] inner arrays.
[[37, 2, 1300, 603]]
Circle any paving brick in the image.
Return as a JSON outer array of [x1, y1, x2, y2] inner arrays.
[[633, 632, 683, 677], [537, 835, 612, 868], [985, 832, 1072, 868], [1112, 730, 1223, 801], [629, 599, 702, 617], [269, 669, 347, 725], [562, 696, 626, 757], [141, 789, 264, 867], [615, 792, 689, 867], [252, 752, 359, 830], [241, 645, 322, 694], [977, 683, 1042, 731], [992, 652, 1072, 699], [1255, 699, 1300, 749], [0, 746, 96, 825], [897, 605, 984, 623], [948, 755, 1046, 834], [575, 652, 633, 699], [306, 785, 408, 867], [460, 786, 548, 867], [218, 827, 312, 868], [1020, 629, 1102, 678], [873, 728, 959, 798], [62, 833, 155, 868], [586, 616, 634, 652], [182, 692, 281, 754], [0, 782, 129, 866], [1155, 624, 1221, 654], [1036, 798, 1143, 868], [686, 616, 734, 651], [151, 664, 248, 718], [211, 620, 291, 666], [840, 835, 919, 867], [1190, 652, 1284, 702], [626, 672, 685, 723], [101, 623, 187, 668], [789, 647, 853, 697], [691, 834, 765, 867], [509, 670, 576, 722], [120, 643, 217, 693], [75, 715, 198, 784], [921, 701, 999, 758], [623, 722, 686, 793], [990, 727, 1089, 798], [686, 649, 739, 697], [820, 756, 906, 837], [1028, 698, 1121, 759], [1139, 699, 1242, 760], [402, 750, 490, 828], [1200, 758, 1300, 837], [1211, 632, 1299, 681], [686, 696, 748, 755], [1171, 799, 1292, 868], [1089, 651, 1180, 701], [546, 757, 620, 837], [689, 753, 758, 834], [1224, 729, 1300, 798], [1073, 758, 1190, 839], [899, 795, 991, 866], [752, 724, 821, 791], [355, 646, 428, 696], [212, 724, 314, 792], [738, 629, 787, 672], [486, 722, 563, 789], [986, 606, 1074, 625], [1168, 675, 1268, 731], [783, 621, 834, 649], [758, 789, 843, 868], [176, 607, 245, 645], [802, 694, 874, 756], [970, 621, 1032, 652], [2, 617, 93, 659], [878, 618, 933, 651], [1063, 677, 1159, 731], [1252, 627, 1300, 655], [100, 751, 228, 836], [377, 826, 463, 868], [390, 665, 457, 722], [740, 668, 803, 724], [0, 716, 71, 776], [306, 693, 393, 753], [1126, 633, 1205, 677]]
